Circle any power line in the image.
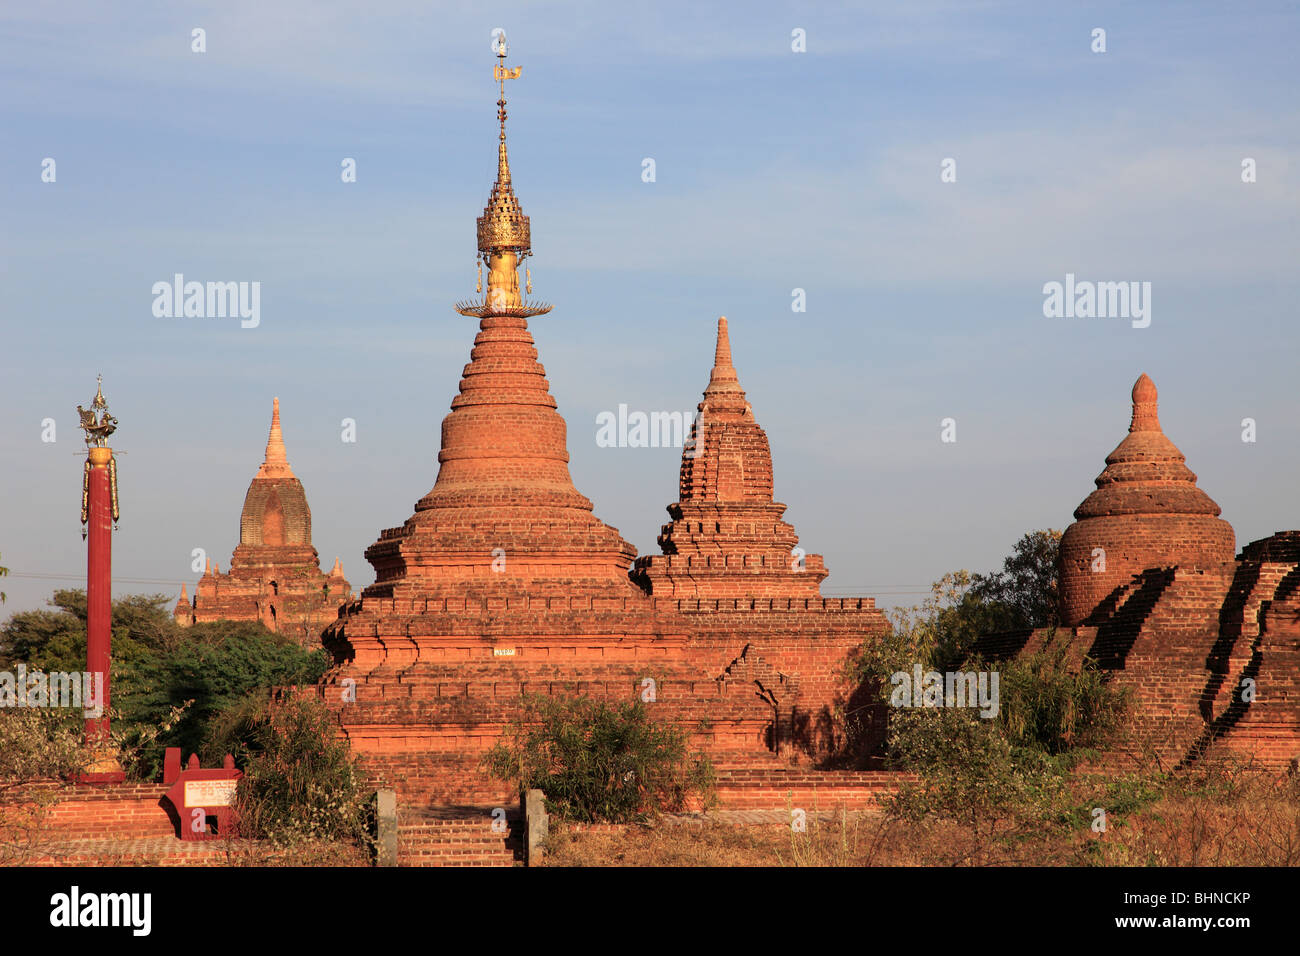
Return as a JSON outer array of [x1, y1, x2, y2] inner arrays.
[[4, 571, 191, 587], [3, 569, 937, 598]]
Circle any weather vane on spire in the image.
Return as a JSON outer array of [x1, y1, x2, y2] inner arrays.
[[455, 29, 552, 320]]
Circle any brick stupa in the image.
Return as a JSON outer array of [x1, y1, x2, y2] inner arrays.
[[632, 317, 826, 599], [175, 398, 350, 643], [317, 49, 889, 806], [1059, 374, 1235, 627], [976, 374, 1298, 772]]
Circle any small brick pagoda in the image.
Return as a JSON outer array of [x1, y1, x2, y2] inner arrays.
[[1059, 373, 1236, 627], [175, 398, 350, 644], [980, 375, 1300, 771], [317, 47, 888, 807], [631, 316, 828, 600]]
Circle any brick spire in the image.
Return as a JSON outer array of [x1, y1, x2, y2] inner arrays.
[[1129, 373, 1160, 432], [173, 583, 191, 628], [633, 317, 827, 598], [360, 315, 638, 597], [231, 399, 320, 562], [1058, 374, 1235, 625], [256, 397, 294, 479], [706, 316, 743, 395], [1078, 374, 1224, 521]]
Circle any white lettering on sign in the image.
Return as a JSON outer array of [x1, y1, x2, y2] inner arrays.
[[184, 779, 238, 807], [492, 648, 516, 657]]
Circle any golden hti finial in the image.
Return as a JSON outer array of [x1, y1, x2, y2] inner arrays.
[[454, 29, 552, 320]]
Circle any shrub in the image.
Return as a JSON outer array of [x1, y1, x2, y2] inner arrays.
[[483, 694, 715, 823], [885, 706, 1081, 864], [993, 637, 1128, 755], [219, 694, 370, 847], [0, 709, 86, 788]]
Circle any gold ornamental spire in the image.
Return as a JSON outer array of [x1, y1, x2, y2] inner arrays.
[[455, 30, 552, 320]]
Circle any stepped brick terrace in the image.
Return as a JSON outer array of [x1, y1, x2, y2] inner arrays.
[[315, 309, 890, 806]]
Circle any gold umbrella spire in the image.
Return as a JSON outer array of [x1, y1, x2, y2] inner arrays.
[[456, 30, 552, 319]]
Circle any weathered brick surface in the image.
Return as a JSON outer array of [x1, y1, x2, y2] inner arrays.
[[396, 805, 522, 867], [24, 838, 246, 867], [710, 767, 914, 810], [2, 782, 177, 839]]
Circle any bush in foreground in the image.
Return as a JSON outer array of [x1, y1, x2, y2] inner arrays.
[[483, 694, 715, 823], [216, 694, 371, 848]]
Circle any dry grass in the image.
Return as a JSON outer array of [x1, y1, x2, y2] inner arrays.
[[219, 836, 372, 866], [540, 770, 1300, 867]]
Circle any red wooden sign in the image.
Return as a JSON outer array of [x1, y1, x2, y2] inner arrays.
[[162, 749, 242, 841]]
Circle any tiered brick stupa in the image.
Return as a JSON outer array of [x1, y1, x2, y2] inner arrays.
[[317, 48, 889, 806], [1058, 374, 1235, 627], [633, 317, 889, 755], [632, 317, 826, 599], [175, 398, 350, 644]]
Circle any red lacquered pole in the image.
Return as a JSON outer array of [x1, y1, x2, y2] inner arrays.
[[85, 446, 113, 743]]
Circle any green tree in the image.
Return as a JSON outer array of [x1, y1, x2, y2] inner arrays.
[[970, 529, 1062, 628], [856, 530, 1063, 682], [0, 590, 329, 781]]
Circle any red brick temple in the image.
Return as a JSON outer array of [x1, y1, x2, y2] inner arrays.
[[980, 374, 1300, 771], [175, 397, 351, 645], [316, 49, 888, 806]]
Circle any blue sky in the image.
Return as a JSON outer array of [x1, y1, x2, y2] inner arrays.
[[1, 1, 1297, 616]]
